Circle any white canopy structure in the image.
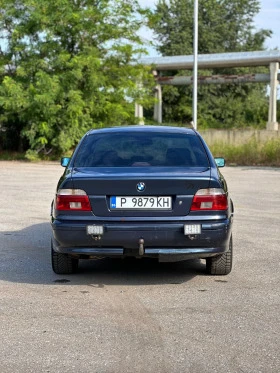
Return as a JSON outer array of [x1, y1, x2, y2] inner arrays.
[[137, 51, 279, 130]]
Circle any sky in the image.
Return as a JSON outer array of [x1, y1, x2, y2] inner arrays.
[[139, 0, 280, 55], [255, 0, 280, 49]]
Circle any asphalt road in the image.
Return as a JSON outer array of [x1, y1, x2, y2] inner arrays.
[[0, 161, 279, 373]]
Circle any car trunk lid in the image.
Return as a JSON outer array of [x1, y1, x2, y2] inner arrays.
[[71, 167, 211, 217]]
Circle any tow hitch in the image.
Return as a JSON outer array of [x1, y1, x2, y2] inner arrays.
[[139, 238, 144, 256]]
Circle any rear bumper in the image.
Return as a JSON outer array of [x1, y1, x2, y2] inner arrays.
[[51, 218, 233, 262]]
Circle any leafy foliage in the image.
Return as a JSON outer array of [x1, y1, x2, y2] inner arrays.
[[152, 0, 273, 127], [0, 0, 154, 155]]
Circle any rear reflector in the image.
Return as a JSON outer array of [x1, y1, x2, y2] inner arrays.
[[191, 188, 228, 211], [56, 189, 91, 211]]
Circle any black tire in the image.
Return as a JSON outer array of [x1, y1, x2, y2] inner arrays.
[[51, 242, 79, 275], [206, 236, 233, 275]]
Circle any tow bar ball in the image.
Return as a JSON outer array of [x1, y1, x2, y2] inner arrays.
[[139, 238, 144, 256]]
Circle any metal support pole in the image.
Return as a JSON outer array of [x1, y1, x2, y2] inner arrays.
[[267, 62, 279, 130], [153, 85, 162, 123], [135, 103, 144, 125], [135, 81, 144, 125], [192, 0, 198, 130]]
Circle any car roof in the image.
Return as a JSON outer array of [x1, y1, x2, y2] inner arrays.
[[86, 125, 197, 136]]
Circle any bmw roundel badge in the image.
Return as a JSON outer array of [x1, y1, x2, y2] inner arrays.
[[136, 182, 146, 192]]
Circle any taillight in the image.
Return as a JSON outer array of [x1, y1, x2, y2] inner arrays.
[[191, 188, 228, 211], [55, 189, 91, 211]]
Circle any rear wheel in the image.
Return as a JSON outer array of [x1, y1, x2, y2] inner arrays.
[[206, 236, 233, 275], [51, 242, 79, 274]]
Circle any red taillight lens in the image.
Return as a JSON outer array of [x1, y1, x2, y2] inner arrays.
[[191, 188, 228, 211], [55, 189, 91, 211]]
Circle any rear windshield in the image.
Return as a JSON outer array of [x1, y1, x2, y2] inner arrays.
[[73, 131, 209, 168]]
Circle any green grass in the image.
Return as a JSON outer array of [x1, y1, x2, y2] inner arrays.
[[210, 138, 280, 167], [0, 151, 27, 161], [0, 151, 60, 162]]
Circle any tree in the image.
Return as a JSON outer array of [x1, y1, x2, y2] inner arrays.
[[152, 0, 272, 127], [0, 0, 154, 156]]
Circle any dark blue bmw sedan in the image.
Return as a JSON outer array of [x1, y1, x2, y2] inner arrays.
[[51, 126, 233, 275]]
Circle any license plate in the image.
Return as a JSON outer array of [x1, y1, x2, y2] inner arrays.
[[110, 196, 172, 210]]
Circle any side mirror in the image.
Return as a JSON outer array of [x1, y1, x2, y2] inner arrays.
[[61, 157, 71, 167], [215, 157, 225, 168]]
